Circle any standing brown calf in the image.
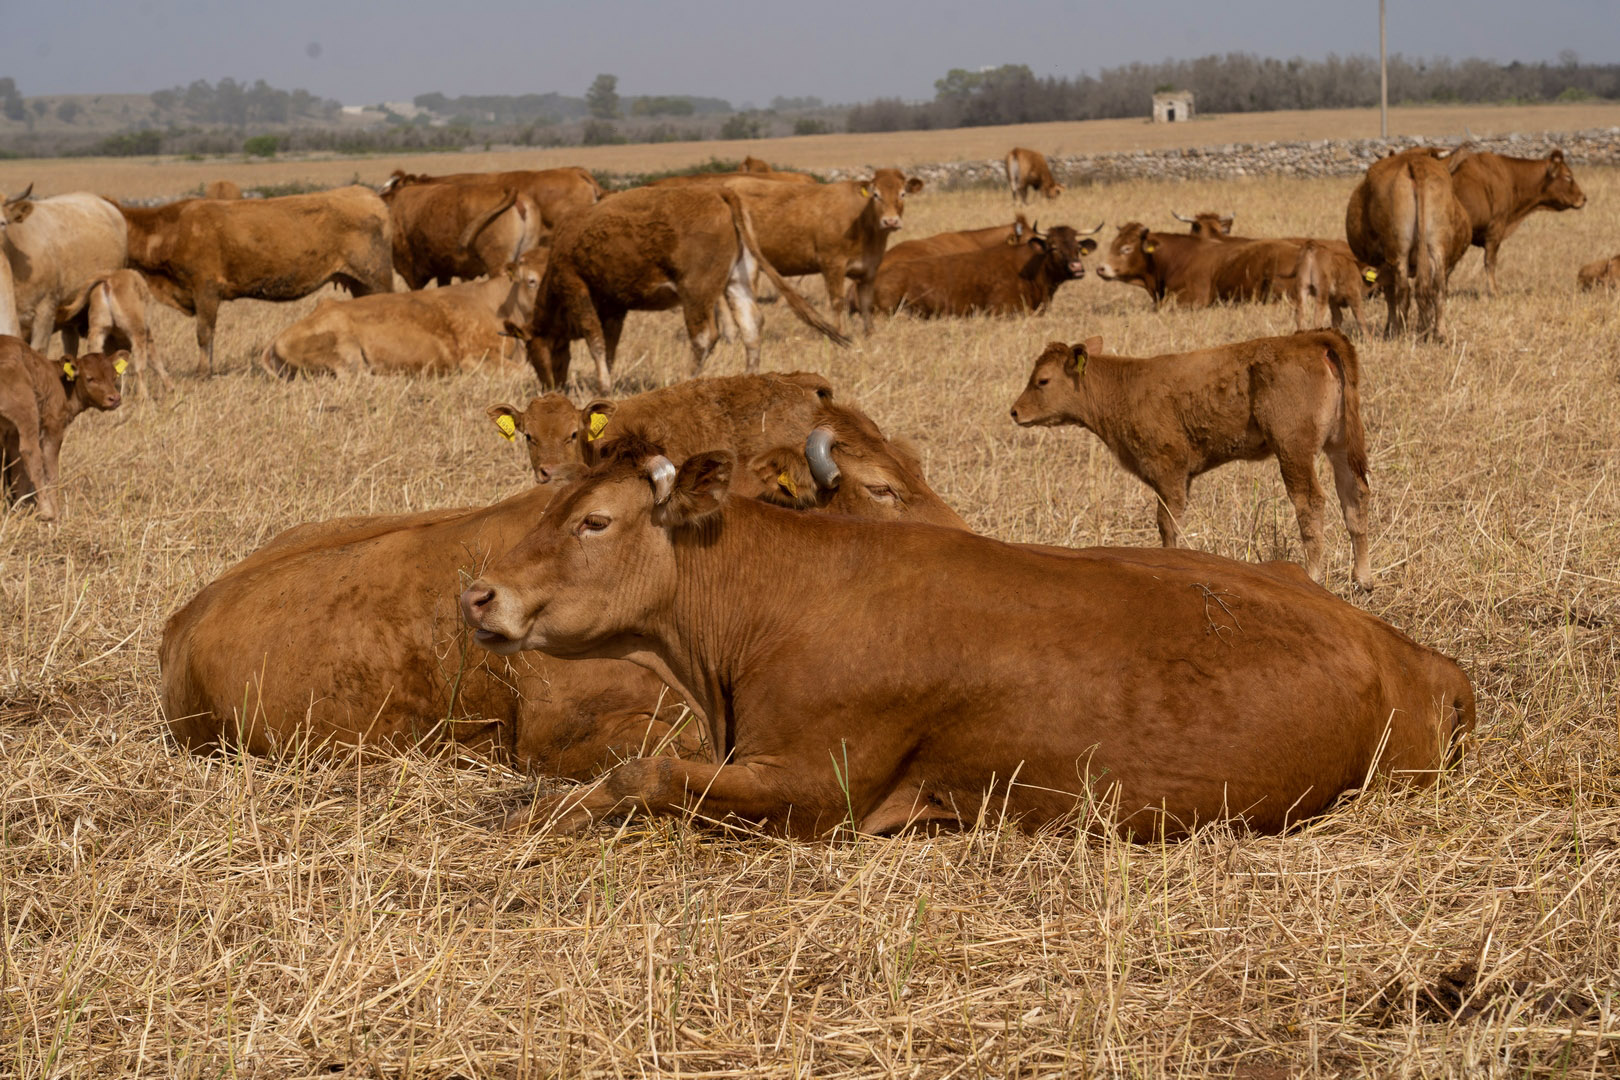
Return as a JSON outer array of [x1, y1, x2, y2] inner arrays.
[[1005, 148, 1063, 203], [0, 337, 125, 521], [1291, 240, 1378, 335], [1010, 331, 1373, 591], [80, 270, 169, 397]]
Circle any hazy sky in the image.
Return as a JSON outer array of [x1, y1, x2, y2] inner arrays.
[[10, 1, 1618, 106]]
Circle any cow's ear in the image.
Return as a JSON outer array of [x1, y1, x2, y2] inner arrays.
[[1220, 215, 1234, 231], [904, 176, 924, 194], [61, 359, 77, 379], [1083, 335, 1103, 355], [656, 450, 733, 529], [111, 350, 130, 376], [1063, 342, 1088, 380], [747, 447, 817, 508], [487, 403, 521, 441], [581, 400, 616, 456], [7, 200, 32, 224], [1549, 148, 1566, 165], [1079, 237, 1098, 255]]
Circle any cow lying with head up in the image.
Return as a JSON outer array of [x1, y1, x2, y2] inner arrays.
[[459, 438, 1472, 840]]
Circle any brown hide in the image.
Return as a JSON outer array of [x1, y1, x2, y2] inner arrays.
[[403, 166, 602, 235], [83, 270, 169, 397], [871, 226, 1095, 317], [719, 169, 925, 334], [0, 337, 124, 521], [1010, 332, 1372, 589], [1449, 149, 1586, 294], [879, 215, 1033, 268], [458, 454, 1471, 840], [203, 179, 242, 199], [523, 185, 848, 392], [1, 190, 128, 352], [1095, 223, 1304, 309], [380, 173, 541, 288], [1005, 148, 1063, 204], [1577, 254, 1620, 290], [1346, 148, 1471, 340], [120, 186, 395, 374], [649, 169, 819, 188]]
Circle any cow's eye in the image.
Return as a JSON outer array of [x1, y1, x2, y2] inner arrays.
[[865, 483, 898, 502], [565, 431, 577, 443], [1121, 245, 1133, 254], [522, 431, 533, 442], [578, 513, 611, 534], [1037, 376, 1050, 387]]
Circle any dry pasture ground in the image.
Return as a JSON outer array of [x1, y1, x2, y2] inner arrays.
[[2, 167, 1618, 1077]]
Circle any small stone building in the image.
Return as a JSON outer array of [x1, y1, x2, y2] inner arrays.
[[1152, 90, 1195, 123]]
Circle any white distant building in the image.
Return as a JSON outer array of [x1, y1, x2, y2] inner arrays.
[[1152, 90, 1195, 123]]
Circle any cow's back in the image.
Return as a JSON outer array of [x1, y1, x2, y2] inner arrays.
[[4, 194, 127, 328]]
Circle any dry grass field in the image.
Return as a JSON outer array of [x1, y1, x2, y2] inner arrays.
[[3, 158, 1619, 1077], [4, 101, 1620, 200]]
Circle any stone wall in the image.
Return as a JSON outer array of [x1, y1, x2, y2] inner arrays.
[[824, 127, 1620, 189]]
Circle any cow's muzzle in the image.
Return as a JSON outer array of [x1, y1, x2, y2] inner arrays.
[[459, 583, 528, 655]]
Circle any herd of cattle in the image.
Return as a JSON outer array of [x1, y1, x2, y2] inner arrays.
[[0, 138, 1607, 838]]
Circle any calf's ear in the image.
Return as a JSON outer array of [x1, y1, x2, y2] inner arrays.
[[1079, 237, 1098, 255], [111, 350, 130, 376], [746, 448, 818, 508], [487, 403, 521, 441], [1063, 340, 1093, 380], [656, 451, 734, 529], [904, 177, 925, 194], [581, 400, 616, 459]]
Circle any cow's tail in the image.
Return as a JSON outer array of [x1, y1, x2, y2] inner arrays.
[[1292, 241, 1324, 331], [458, 188, 520, 251], [718, 188, 852, 349], [1005, 152, 1021, 197], [1321, 329, 1368, 483]]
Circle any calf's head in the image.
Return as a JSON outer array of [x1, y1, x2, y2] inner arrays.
[[460, 446, 733, 656], [487, 393, 581, 482], [1095, 223, 1155, 283], [1010, 338, 1102, 427], [497, 249, 548, 334], [1538, 149, 1586, 211], [857, 169, 925, 232], [1173, 210, 1234, 238], [62, 351, 127, 411]]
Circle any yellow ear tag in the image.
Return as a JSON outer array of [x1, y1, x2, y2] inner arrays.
[[113, 357, 128, 376], [1362, 267, 1378, 283], [1143, 239, 1158, 253], [588, 413, 608, 441], [860, 185, 871, 198], [495, 414, 517, 441], [61, 360, 76, 379], [777, 472, 798, 498]]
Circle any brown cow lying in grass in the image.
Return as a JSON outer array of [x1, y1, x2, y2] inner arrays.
[[1010, 331, 1373, 591], [458, 442, 1471, 839], [1577, 254, 1620, 290], [870, 224, 1099, 318], [0, 337, 125, 521], [164, 376, 963, 768]]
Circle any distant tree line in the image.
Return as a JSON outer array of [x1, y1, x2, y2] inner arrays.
[[417, 83, 732, 126], [148, 78, 339, 125], [847, 53, 1620, 132]]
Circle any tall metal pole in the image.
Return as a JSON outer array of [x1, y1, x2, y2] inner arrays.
[[1380, 0, 1389, 138]]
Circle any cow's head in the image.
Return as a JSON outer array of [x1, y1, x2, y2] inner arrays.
[[857, 169, 925, 231], [1094, 223, 1155, 283], [745, 404, 968, 529], [1010, 338, 1103, 427], [61, 350, 127, 412], [1, 183, 36, 233], [1540, 149, 1586, 211], [460, 439, 734, 656], [487, 393, 581, 483], [1173, 210, 1234, 238], [497, 248, 548, 336], [1021, 223, 1101, 282]]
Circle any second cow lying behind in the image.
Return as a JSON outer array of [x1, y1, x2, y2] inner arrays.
[[1011, 329, 1372, 591]]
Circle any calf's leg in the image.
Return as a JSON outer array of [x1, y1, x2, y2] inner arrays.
[[1276, 449, 1328, 582], [1328, 448, 1374, 592], [1146, 473, 1190, 548], [193, 290, 221, 376]]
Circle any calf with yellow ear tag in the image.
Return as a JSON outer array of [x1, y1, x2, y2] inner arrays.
[[0, 341, 123, 521], [485, 394, 582, 484]]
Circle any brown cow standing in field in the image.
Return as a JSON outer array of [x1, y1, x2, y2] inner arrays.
[[1, 187, 129, 352], [1346, 147, 1472, 340], [457, 445, 1471, 839], [121, 186, 395, 375], [75, 270, 169, 397], [717, 169, 925, 334], [1449, 149, 1585, 295], [1010, 331, 1373, 590], [870, 224, 1099, 318], [260, 254, 544, 377], [405, 166, 603, 238], [1005, 148, 1064, 203], [203, 179, 242, 199], [1577, 254, 1620, 290], [379, 171, 542, 288], [522, 185, 849, 392], [0, 337, 125, 521]]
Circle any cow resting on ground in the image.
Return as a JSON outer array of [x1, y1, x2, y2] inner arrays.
[[0, 336, 124, 521], [121, 186, 395, 374], [1578, 254, 1620, 290], [1, 186, 128, 352], [870, 223, 1099, 318], [1345, 147, 1472, 340], [1095, 224, 1307, 310], [1449, 148, 1585, 295], [1005, 148, 1064, 203], [261, 252, 545, 377], [458, 444, 1472, 839], [1010, 331, 1373, 591], [521, 185, 849, 392], [379, 171, 543, 288]]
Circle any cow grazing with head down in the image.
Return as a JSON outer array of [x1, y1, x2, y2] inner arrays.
[[1005, 148, 1064, 204], [521, 185, 849, 392], [458, 440, 1471, 840], [74, 269, 169, 397], [1, 186, 129, 354], [1449, 148, 1585, 295], [0, 336, 125, 521], [1011, 331, 1373, 591], [870, 223, 1100, 318], [1578, 254, 1620, 290], [121, 186, 395, 375], [718, 168, 925, 334], [379, 171, 543, 289]]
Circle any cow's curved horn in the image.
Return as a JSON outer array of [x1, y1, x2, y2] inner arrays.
[[1171, 210, 1195, 223], [5, 183, 34, 206], [645, 456, 677, 505], [1079, 220, 1105, 236], [805, 428, 840, 490]]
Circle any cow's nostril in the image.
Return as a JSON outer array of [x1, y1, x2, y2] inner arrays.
[[461, 585, 496, 621]]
